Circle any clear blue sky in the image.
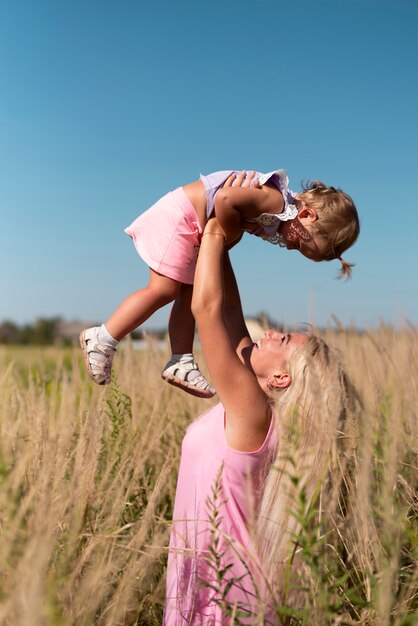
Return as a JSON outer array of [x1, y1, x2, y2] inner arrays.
[[1, 0, 417, 330]]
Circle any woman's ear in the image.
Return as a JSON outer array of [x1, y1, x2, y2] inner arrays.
[[298, 205, 318, 224], [267, 372, 291, 390]]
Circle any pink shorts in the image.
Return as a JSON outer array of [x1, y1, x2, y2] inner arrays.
[[124, 187, 203, 285]]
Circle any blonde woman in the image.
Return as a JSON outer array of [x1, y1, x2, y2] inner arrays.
[[164, 174, 359, 624]]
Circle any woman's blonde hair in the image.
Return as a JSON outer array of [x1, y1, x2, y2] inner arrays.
[[299, 182, 360, 279], [254, 335, 375, 609]]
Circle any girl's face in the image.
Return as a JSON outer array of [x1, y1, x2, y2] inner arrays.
[[279, 202, 328, 261], [279, 218, 326, 261]]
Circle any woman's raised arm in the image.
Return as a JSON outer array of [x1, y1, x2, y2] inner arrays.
[[191, 218, 271, 452]]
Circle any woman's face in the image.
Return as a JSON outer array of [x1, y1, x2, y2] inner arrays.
[[249, 330, 306, 379]]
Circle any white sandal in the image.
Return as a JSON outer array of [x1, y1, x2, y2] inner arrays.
[[161, 359, 216, 399], [80, 327, 116, 385]]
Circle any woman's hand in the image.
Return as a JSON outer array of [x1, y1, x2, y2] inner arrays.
[[223, 170, 260, 190], [203, 216, 226, 237]]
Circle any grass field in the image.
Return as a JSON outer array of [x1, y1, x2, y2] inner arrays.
[[0, 326, 417, 625]]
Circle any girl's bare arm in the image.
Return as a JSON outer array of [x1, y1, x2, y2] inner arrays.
[[215, 175, 284, 243]]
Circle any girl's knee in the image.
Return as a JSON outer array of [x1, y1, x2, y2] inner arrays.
[[148, 275, 180, 305]]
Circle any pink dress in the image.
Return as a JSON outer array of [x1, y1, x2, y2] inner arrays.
[[164, 403, 278, 625]]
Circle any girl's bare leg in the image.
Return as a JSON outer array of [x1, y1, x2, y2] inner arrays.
[[162, 283, 216, 398], [105, 269, 181, 340], [168, 284, 195, 354], [80, 270, 180, 386]]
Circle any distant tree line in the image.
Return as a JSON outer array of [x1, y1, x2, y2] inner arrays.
[[0, 317, 165, 345], [0, 318, 64, 345]]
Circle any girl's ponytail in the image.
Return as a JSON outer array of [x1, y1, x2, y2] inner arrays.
[[337, 257, 354, 280]]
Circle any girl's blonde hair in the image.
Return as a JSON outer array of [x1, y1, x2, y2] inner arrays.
[[254, 335, 375, 609], [299, 182, 360, 279]]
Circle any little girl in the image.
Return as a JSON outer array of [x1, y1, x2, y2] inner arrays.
[[80, 169, 359, 396]]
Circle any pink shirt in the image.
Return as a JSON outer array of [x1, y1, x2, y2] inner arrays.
[[164, 403, 278, 625]]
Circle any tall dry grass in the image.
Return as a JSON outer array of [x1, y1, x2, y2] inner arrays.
[[0, 325, 416, 625]]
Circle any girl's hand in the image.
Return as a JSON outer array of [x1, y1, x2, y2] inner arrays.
[[223, 170, 260, 189]]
